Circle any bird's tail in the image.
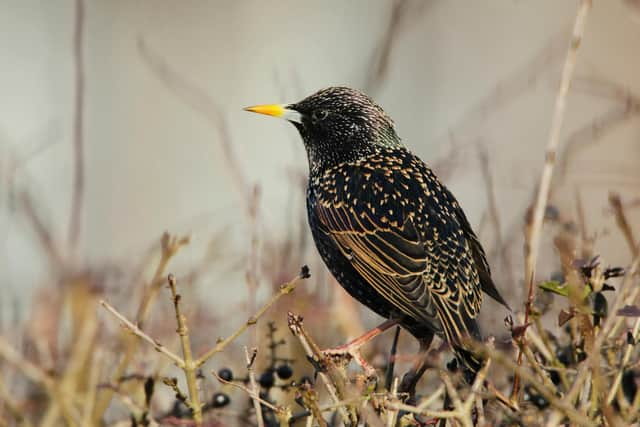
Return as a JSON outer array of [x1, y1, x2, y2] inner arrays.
[[445, 315, 483, 384], [452, 345, 483, 384]]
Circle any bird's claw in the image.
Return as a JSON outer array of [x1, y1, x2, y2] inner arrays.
[[321, 347, 377, 378]]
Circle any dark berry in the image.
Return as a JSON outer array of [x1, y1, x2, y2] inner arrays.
[[276, 364, 293, 380], [259, 370, 275, 388], [211, 392, 230, 408], [556, 346, 572, 366], [144, 377, 154, 406], [525, 386, 549, 409], [299, 375, 313, 386], [593, 292, 608, 327], [218, 368, 233, 382], [622, 370, 638, 403], [168, 400, 191, 418]]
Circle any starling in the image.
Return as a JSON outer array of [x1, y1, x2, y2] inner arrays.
[[245, 87, 509, 389]]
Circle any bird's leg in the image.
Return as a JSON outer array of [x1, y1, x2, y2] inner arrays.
[[322, 318, 399, 376], [399, 333, 434, 398]]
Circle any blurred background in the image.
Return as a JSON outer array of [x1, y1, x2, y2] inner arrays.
[[1, 0, 639, 423]]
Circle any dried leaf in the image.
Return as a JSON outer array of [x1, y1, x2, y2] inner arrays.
[[558, 308, 576, 327], [618, 305, 640, 317]]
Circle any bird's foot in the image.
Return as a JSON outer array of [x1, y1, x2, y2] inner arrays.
[[320, 318, 399, 378], [322, 347, 377, 378]]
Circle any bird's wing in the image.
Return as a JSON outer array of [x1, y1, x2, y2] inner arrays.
[[451, 199, 511, 310], [314, 163, 483, 345]]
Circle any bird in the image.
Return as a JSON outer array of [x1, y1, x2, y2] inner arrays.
[[244, 87, 509, 392]]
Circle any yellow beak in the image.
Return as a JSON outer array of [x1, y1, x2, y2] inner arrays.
[[243, 104, 302, 123], [243, 104, 286, 118]]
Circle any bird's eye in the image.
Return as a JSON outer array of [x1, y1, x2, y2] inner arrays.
[[312, 109, 329, 122]]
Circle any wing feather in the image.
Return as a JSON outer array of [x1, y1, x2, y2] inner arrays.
[[313, 157, 486, 346]]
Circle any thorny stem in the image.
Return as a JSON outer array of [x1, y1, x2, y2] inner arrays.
[[100, 265, 309, 425], [0, 337, 80, 426], [606, 309, 640, 406], [168, 274, 203, 425], [100, 300, 184, 368], [470, 341, 596, 427], [387, 360, 491, 427], [194, 266, 310, 367], [287, 312, 353, 426], [385, 377, 399, 427], [548, 255, 640, 427], [93, 233, 188, 421], [244, 347, 265, 427], [514, 0, 592, 401], [213, 369, 293, 426], [136, 233, 191, 327]]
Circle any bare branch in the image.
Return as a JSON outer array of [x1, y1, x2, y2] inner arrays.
[[68, 0, 85, 254], [515, 0, 592, 400], [99, 299, 185, 368]]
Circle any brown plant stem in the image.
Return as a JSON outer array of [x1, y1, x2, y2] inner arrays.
[[609, 192, 639, 258], [194, 266, 310, 367], [287, 311, 353, 426], [99, 300, 184, 368], [606, 317, 640, 405], [514, 0, 592, 401], [470, 341, 595, 427], [0, 337, 79, 426], [546, 255, 640, 426], [93, 233, 188, 421], [168, 274, 202, 425], [244, 347, 265, 427], [68, 0, 84, 254]]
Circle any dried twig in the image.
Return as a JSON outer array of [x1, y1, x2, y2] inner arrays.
[[245, 347, 265, 427], [68, 0, 85, 254], [546, 255, 639, 427], [168, 274, 203, 424], [195, 266, 310, 367], [99, 299, 184, 368], [386, 377, 399, 427], [93, 233, 189, 420], [515, 0, 592, 400], [0, 372, 33, 427], [287, 311, 353, 425], [470, 341, 595, 427], [606, 316, 640, 405], [609, 192, 639, 258], [0, 337, 80, 426]]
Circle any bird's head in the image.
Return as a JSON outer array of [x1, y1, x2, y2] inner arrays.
[[244, 87, 401, 172]]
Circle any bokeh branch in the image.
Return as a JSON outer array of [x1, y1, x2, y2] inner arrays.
[[68, 0, 85, 254], [515, 0, 592, 400]]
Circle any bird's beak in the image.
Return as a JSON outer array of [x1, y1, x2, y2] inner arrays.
[[243, 104, 302, 124]]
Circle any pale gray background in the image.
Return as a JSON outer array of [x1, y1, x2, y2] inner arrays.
[[1, 1, 639, 328]]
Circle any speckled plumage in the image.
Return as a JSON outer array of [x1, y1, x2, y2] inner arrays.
[[287, 87, 508, 377]]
